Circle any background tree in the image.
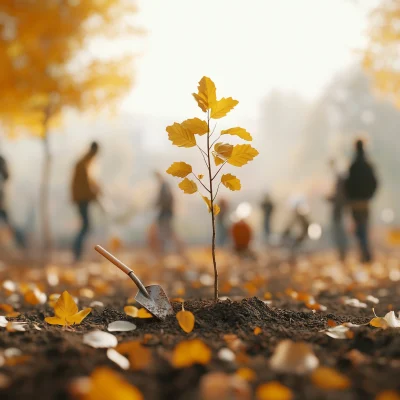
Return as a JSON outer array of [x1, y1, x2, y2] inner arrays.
[[0, 1, 140, 258], [362, 0, 400, 107]]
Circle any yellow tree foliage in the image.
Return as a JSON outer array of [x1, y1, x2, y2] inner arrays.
[[166, 77, 259, 299], [362, 1, 400, 106]]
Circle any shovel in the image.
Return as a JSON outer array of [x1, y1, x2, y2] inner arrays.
[[94, 245, 174, 320]]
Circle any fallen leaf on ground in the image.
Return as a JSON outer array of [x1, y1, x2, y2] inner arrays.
[[375, 390, 400, 400], [345, 349, 370, 366], [236, 368, 256, 382], [45, 291, 91, 326], [0, 316, 8, 327], [344, 298, 367, 308], [223, 334, 245, 352], [327, 319, 337, 327], [311, 367, 351, 390], [78, 367, 143, 400], [137, 308, 153, 318], [254, 327, 262, 335], [256, 381, 293, 400], [366, 295, 379, 304], [106, 349, 130, 370], [0, 304, 14, 314], [172, 339, 211, 368], [370, 310, 400, 329], [24, 288, 46, 305], [107, 321, 136, 332], [218, 348, 235, 362], [176, 304, 195, 333], [83, 331, 118, 349], [6, 322, 27, 332], [124, 305, 139, 317], [321, 323, 360, 339], [116, 341, 151, 371], [270, 340, 319, 374], [89, 301, 104, 308]]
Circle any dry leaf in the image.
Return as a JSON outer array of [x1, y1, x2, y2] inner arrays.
[[321, 324, 353, 339], [45, 291, 91, 326], [83, 331, 118, 349], [311, 367, 351, 390], [270, 340, 319, 375], [80, 367, 143, 400], [116, 341, 151, 371], [236, 368, 256, 382], [137, 308, 153, 318], [254, 327, 262, 335], [124, 305, 139, 317], [106, 349, 130, 370], [172, 339, 211, 368], [327, 319, 337, 327], [6, 322, 27, 332], [370, 310, 400, 329], [0, 304, 14, 314], [375, 390, 400, 400], [108, 321, 136, 332], [256, 381, 293, 400], [24, 288, 46, 305], [176, 305, 195, 333], [6, 312, 20, 318]]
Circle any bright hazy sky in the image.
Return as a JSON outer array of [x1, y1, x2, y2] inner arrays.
[[122, 0, 377, 120]]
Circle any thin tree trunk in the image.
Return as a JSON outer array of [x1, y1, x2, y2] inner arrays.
[[40, 114, 51, 264], [206, 112, 218, 301]]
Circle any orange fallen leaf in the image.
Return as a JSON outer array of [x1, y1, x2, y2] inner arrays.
[[254, 327, 262, 335], [24, 288, 46, 305], [172, 339, 211, 368], [263, 292, 272, 300], [124, 306, 139, 318], [137, 308, 153, 318], [45, 291, 91, 326], [376, 390, 400, 400], [176, 304, 195, 333], [0, 304, 14, 314], [311, 367, 350, 390], [6, 312, 20, 318], [256, 381, 293, 400], [327, 319, 337, 327], [116, 341, 151, 371], [236, 367, 256, 382], [223, 334, 244, 352], [80, 367, 143, 400], [5, 355, 31, 366]]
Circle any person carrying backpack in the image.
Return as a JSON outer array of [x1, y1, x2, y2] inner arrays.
[[345, 139, 378, 263]]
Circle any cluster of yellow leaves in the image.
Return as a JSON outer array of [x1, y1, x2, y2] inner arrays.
[[45, 291, 91, 326], [166, 76, 258, 218], [172, 339, 211, 368]]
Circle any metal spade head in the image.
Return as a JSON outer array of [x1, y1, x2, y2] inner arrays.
[[94, 245, 174, 320], [135, 284, 174, 320]]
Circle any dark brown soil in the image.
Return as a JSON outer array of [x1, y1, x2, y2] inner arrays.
[[1, 290, 400, 400]]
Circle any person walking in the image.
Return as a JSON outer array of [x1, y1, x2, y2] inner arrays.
[[327, 159, 348, 261], [0, 154, 26, 249], [344, 139, 378, 263], [71, 142, 101, 262], [216, 198, 229, 247], [261, 193, 274, 242]]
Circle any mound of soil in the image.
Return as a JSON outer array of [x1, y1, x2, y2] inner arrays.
[[0, 295, 399, 399]]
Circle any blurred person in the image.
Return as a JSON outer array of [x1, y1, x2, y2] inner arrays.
[[282, 198, 310, 258], [345, 139, 378, 263], [154, 171, 183, 255], [261, 193, 274, 242], [0, 154, 26, 249], [216, 198, 229, 247], [327, 159, 348, 261], [71, 142, 101, 261]]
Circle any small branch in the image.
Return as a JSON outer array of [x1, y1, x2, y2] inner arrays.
[[197, 145, 209, 168], [209, 122, 218, 138], [192, 173, 210, 194], [213, 181, 222, 201], [209, 134, 221, 150], [212, 160, 229, 181]]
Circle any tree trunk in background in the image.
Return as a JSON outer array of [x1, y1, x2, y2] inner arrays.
[[40, 116, 51, 265]]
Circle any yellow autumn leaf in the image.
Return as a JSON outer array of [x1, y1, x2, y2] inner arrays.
[[166, 123, 196, 148], [166, 162, 193, 178], [254, 327, 262, 335], [236, 367, 256, 382], [179, 178, 198, 194], [137, 308, 153, 318], [182, 118, 208, 136], [211, 97, 239, 119], [213, 142, 233, 166], [221, 127, 252, 141], [311, 367, 351, 390], [116, 341, 152, 371], [221, 174, 241, 191], [176, 306, 195, 333], [81, 367, 143, 400], [45, 291, 91, 326], [192, 76, 216, 111], [124, 305, 139, 318], [370, 317, 389, 329], [214, 155, 225, 166], [228, 144, 259, 167], [201, 195, 220, 216], [256, 381, 293, 400], [198, 174, 204, 179], [172, 339, 211, 368]]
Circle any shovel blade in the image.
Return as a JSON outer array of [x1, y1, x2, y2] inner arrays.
[[135, 284, 174, 320]]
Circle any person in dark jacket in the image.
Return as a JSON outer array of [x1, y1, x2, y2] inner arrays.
[[345, 139, 378, 263], [261, 193, 274, 242], [0, 155, 26, 249]]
